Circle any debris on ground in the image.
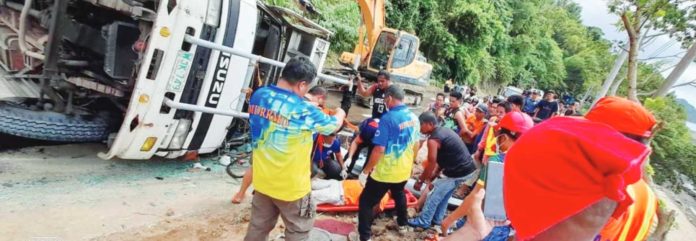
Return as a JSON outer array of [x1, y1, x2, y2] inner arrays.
[[165, 208, 175, 217], [218, 155, 232, 166], [189, 162, 212, 172]]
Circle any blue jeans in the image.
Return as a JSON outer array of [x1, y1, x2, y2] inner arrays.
[[410, 173, 475, 227], [454, 218, 511, 241]]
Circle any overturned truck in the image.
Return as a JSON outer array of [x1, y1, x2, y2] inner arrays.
[[0, 0, 348, 159]]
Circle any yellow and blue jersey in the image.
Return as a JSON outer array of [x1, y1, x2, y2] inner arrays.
[[249, 86, 338, 201], [371, 105, 420, 183]]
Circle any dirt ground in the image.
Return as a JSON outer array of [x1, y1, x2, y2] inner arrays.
[[3, 86, 696, 241]]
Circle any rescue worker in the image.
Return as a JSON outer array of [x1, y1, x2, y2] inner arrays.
[[244, 57, 346, 241], [357, 85, 420, 241], [408, 112, 477, 231], [345, 118, 380, 176]]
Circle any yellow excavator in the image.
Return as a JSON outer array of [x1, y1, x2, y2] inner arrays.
[[337, 0, 432, 105]]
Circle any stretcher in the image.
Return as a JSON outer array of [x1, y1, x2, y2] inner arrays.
[[317, 190, 419, 212], [347, 154, 467, 208]]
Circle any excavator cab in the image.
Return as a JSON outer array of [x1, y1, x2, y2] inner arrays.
[[367, 30, 418, 73]]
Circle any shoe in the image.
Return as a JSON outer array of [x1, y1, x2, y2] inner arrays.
[[398, 225, 409, 235], [407, 218, 430, 229], [432, 225, 443, 234]]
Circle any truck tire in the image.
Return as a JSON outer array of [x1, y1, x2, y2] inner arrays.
[[0, 101, 112, 142]]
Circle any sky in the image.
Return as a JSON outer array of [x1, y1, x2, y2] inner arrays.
[[577, 0, 696, 108]]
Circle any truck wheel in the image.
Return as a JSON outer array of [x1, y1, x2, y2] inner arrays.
[[0, 101, 113, 142]]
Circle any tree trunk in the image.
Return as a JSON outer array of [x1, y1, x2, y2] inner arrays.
[[621, 12, 641, 102], [653, 43, 696, 97], [593, 49, 628, 106], [609, 77, 625, 96]]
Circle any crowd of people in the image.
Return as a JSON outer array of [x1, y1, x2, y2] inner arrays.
[[237, 56, 660, 241]]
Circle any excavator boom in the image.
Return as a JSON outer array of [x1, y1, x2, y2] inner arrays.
[[355, 0, 385, 63]]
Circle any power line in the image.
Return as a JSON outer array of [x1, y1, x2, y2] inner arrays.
[[646, 39, 676, 58]]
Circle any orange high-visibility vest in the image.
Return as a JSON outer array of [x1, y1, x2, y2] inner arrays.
[[598, 180, 658, 241]]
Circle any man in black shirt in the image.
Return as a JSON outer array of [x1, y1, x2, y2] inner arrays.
[[533, 90, 559, 121], [356, 70, 392, 119], [408, 112, 477, 230]]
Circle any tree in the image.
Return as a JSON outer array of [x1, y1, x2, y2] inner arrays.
[[610, 0, 694, 102]]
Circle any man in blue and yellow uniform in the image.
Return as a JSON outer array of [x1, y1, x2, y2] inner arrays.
[[244, 57, 346, 241], [357, 85, 420, 241]]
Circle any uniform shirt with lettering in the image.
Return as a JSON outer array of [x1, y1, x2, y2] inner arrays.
[[372, 87, 387, 119], [371, 104, 420, 183], [249, 85, 338, 201]]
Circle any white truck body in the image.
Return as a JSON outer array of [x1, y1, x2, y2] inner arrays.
[[0, 0, 347, 160]]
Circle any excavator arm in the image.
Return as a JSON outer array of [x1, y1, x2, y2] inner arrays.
[[341, 0, 386, 68]]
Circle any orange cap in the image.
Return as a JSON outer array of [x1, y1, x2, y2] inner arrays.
[[586, 97, 656, 138]]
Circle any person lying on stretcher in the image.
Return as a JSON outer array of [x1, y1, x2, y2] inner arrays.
[[312, 179, 390, 211]]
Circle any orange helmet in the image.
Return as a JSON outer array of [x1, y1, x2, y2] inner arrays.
[[497, 111, 534, 137], [586, 97, 657, 138]]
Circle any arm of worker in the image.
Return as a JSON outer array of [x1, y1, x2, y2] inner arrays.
[[413, 131, 421, 163], [335, 142, 348, 179], [306, 105, 347, 135], [362, 116, 392, 175], [363, 146, 385, 175], [433, 165, 442, 178], [442, 188, 493, 240], [346, 135, 364, 161], [441, 184, 485, 237], [335, 147, 345, 170], [355, 76, 375, 97], [415, 139, 440, 190]]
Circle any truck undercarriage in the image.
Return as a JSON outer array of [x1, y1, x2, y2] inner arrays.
[[0, 0, 346, 160]]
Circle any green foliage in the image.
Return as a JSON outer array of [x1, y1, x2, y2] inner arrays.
[[644, 97, 696, 190], [265, 0, 360, 53], [384, 0, 615, 94]]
